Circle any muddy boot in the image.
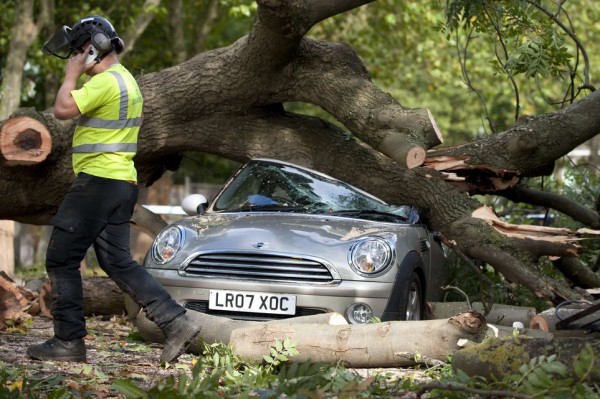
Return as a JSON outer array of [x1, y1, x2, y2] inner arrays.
[[27, 336, 87, 362], [160, 311, 203, 363]]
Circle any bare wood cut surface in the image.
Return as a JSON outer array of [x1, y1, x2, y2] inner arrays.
[[0, 116, 52, 165]]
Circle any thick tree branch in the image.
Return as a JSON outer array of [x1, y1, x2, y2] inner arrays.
[[284, 38, 443, 168], [425, 90, 600, 191], [499, 184, 600, 229], [551, 256, 600, 289], [254, 0, 374, 39]]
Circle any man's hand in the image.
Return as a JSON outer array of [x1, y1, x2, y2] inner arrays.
[[54, 45, 95, 120], [65, 45, 96, 80]]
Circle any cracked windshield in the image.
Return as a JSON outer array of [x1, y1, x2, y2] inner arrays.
[[214, 161, 410, 222]]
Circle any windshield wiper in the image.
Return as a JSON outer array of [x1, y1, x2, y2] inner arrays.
[[223, 204, 308, 213], [326, 209, 408, 221]]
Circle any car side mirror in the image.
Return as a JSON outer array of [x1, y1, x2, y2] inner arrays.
[[182, 194, 208, 216]]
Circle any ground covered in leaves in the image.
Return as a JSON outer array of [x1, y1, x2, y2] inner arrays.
[[0, 315, 429, 398], [0, 315, 203, 397]]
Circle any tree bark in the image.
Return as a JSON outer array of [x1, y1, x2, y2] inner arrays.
[[451, 335, 600, 382], [133, 307, 489, 367], [0, 223, 15, 277], [229, 311, 486, 367], [0, 0, 51, 120]]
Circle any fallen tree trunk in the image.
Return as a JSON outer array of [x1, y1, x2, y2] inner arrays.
[[39, 276, 127, 318], [229, 311, 487, 367], [133, 307, 490, 367]]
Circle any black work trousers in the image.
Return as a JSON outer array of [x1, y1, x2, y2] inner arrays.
[[46, 172, 184, 341]]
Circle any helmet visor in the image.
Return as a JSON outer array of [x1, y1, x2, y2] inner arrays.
[[42, 26, 74, 59]]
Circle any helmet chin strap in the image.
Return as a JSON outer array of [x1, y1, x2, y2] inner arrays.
[[95, 45, 115, 64]]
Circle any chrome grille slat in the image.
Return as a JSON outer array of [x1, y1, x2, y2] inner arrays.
[[198, 255, 318, 266], [185, 267, 332, 280], [183, 251, 334, 283], [189, 260, 327, 273]]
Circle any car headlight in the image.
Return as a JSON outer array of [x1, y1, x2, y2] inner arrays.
[[151, 226, 185, 264], [348, 237, 393, 276]]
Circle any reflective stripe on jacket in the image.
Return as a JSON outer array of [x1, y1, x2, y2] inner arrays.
[[71, 65, 144, 181]]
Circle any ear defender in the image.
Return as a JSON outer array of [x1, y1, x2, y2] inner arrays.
[[91, 31, 112, 51], [114, 37, 125, 54]]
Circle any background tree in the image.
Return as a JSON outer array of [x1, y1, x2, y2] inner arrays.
[[0, 0, 598, 307]]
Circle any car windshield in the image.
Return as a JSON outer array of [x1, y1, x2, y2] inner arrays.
[[213, 161, 411, 222]]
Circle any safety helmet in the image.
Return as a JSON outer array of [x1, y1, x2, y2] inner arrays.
[[70, 15, 124, 54]]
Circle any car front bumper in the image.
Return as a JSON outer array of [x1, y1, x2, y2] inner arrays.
[[147, 268, 395, 323]]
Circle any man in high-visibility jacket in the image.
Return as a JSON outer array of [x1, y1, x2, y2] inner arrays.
[[28, 16, 201, 363]]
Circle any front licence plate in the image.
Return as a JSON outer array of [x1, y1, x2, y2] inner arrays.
[[209, 289, 296, 315]]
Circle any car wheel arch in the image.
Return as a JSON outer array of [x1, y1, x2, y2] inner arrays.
[[381, 251, 426, 322]]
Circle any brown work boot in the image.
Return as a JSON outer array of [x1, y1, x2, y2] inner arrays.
[[160, 311, 203, 363], [27, 336, 87, 362]]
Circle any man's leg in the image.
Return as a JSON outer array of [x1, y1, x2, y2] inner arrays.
[[93, 179, 202, 362], [27, 174, 108, 361], [93, 222, 184, 329]]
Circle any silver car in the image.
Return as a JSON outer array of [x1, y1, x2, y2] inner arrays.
[[142, 159, 448, 324]]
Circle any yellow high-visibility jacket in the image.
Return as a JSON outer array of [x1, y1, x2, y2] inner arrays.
[[71, 64, 143, 181]]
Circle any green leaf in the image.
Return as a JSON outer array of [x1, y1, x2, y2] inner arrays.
[[263, 355, 274, 363], [111, 379, 147, 398]]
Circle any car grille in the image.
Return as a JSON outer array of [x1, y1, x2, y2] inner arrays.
[[184, 300, 328, 321], [182, 251, 336, 283]]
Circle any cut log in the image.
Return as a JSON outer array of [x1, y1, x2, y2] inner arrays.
[[130, 300, 491, 367], [0, 272, 32, 330], [129, 297, 349, 347], [427, 301, 537, 327], [531, 302, 600, 332], [38, 276, 127, 318], [229, 310, 487, 367], [373, 107, 443, 169], [0, 115, 52, 165], [452, 335, 600, 382], [0, 221, 15, 277], [379, 131, 427, 169]]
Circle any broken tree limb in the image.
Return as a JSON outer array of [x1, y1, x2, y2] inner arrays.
[[0, 115, 52, 165], [551, 255, 600, 288], [472, 206, 599, 258], [451, 335, 600, 382], [131, 204, 168, 238], [500, 184, 600, 229], [427, 302, 537, 327]]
